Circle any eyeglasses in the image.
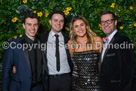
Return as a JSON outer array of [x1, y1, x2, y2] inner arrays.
[[101, 19, 115, 26]]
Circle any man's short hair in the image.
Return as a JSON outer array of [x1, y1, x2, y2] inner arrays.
[[100, 10, 117, 20], [23, 13, 39, 24], [49, 10, 65, 21]]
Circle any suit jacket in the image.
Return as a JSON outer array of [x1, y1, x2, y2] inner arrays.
[[2, 35, 48, 91], [39, 31, 73, 73], [100, 31, 135, 91]]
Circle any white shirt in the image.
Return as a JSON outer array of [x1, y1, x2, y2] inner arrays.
[[47, 30, 70, 75], [101, 30, 117, 63]]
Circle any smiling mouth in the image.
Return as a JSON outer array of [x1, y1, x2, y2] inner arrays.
[[55, 25, 61, 28], [30, 30, 35, 34], [104, 26, 111, 30], [78, 30, 84, 33]]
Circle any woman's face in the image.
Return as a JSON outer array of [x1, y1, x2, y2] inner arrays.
[[73, 19, 87, 37]]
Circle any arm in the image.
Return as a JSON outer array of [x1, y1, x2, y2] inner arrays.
[[68, 40, 72, 56], [94, 36, 103, 53], [118, 38, 135, 91], [2, 45, 14, 91]]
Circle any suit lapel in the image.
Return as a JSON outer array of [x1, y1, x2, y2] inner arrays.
[[20, 38, 31, 71], [42, 51, 48, 72], [42, 32, 49, 55], [62, 33, 69, 56], [102, 36, 115, 60], [42, 32, 49, 43], [62, 33, 73, 71], [23, 49, 31, 71], [62, 33, 69, 44], [101, 32, 119, 64], [41, 32, 49, 73]]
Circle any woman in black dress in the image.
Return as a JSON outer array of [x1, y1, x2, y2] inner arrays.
[[68, 15, 103, 91]]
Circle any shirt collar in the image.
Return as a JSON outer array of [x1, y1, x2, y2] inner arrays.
[[107, 30, 117, 43], [24, 34, 36, 43], [50, 30, 63, 38]]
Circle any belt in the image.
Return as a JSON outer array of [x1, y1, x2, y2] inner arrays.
[[31, 81, 42, 87], [49, 73, 70, 78]]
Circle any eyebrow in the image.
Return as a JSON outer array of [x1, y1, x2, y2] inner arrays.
[[74, 22, 85, 25], [101, 19, 114, 22], [26, 23, 38, 25]]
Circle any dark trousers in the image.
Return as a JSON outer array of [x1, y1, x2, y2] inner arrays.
[[49, 73, 72, 91], [31, 84, 43, 91]]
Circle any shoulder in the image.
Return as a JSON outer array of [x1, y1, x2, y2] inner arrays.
[[116, 32, 131, 42], [40, 31, 49, 37], [68, 40, 72, 54], [37, 31, 50, 43], [93, 36, 103, 52], [68, 40, 72, 48], [94, 36, 103, 42], [68, 40, 71, 44], [9, 36, 24, 43], [3, 37, 24, 52], [68, 40, 72, 46], [62, 32, 70, 40], [61, 32, 70, 44]]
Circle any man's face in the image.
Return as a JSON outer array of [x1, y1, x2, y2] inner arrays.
[[49, 14, 64, 34], [23, 18, 39, 40], [100, 14, 117, 36]]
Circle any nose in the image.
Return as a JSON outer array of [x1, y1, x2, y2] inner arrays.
[[104, 22, 108, 26], [57, 21, 61, 25], [78, 26, 82, 30], [31, 25, 35, 29]]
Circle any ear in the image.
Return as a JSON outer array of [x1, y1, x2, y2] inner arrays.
[[22, 23, 25, 29], [49, 20, 51, 25], [115, 19, 117, 27]]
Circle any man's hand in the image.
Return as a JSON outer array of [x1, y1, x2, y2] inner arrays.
[[13, 66, 16, 73]]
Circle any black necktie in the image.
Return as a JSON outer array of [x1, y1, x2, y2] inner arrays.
[[55, 34, 60, 71]]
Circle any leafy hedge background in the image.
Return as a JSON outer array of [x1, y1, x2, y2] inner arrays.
[[0, 0, 136, 85]]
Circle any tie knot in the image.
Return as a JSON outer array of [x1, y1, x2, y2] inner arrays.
[[55, 34, 59, 38], [103, 37, 109, 43]]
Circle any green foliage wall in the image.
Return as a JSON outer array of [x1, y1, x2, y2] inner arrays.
[[0, 0, 136, 60]]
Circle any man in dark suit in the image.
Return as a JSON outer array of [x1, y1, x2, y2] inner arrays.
[[99, 10, 135, 91], [39, 10, 73, 91], [2, 13, 48, 91]]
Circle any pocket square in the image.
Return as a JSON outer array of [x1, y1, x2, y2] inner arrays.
[[106, 53, 115, 57]]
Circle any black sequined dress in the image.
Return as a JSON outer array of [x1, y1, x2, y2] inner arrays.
[[72, 50, 100, 91]]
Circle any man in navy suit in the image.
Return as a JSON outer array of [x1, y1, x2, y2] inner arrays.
[[2, 13, 48, 91], [99, 10, 135, 91]]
